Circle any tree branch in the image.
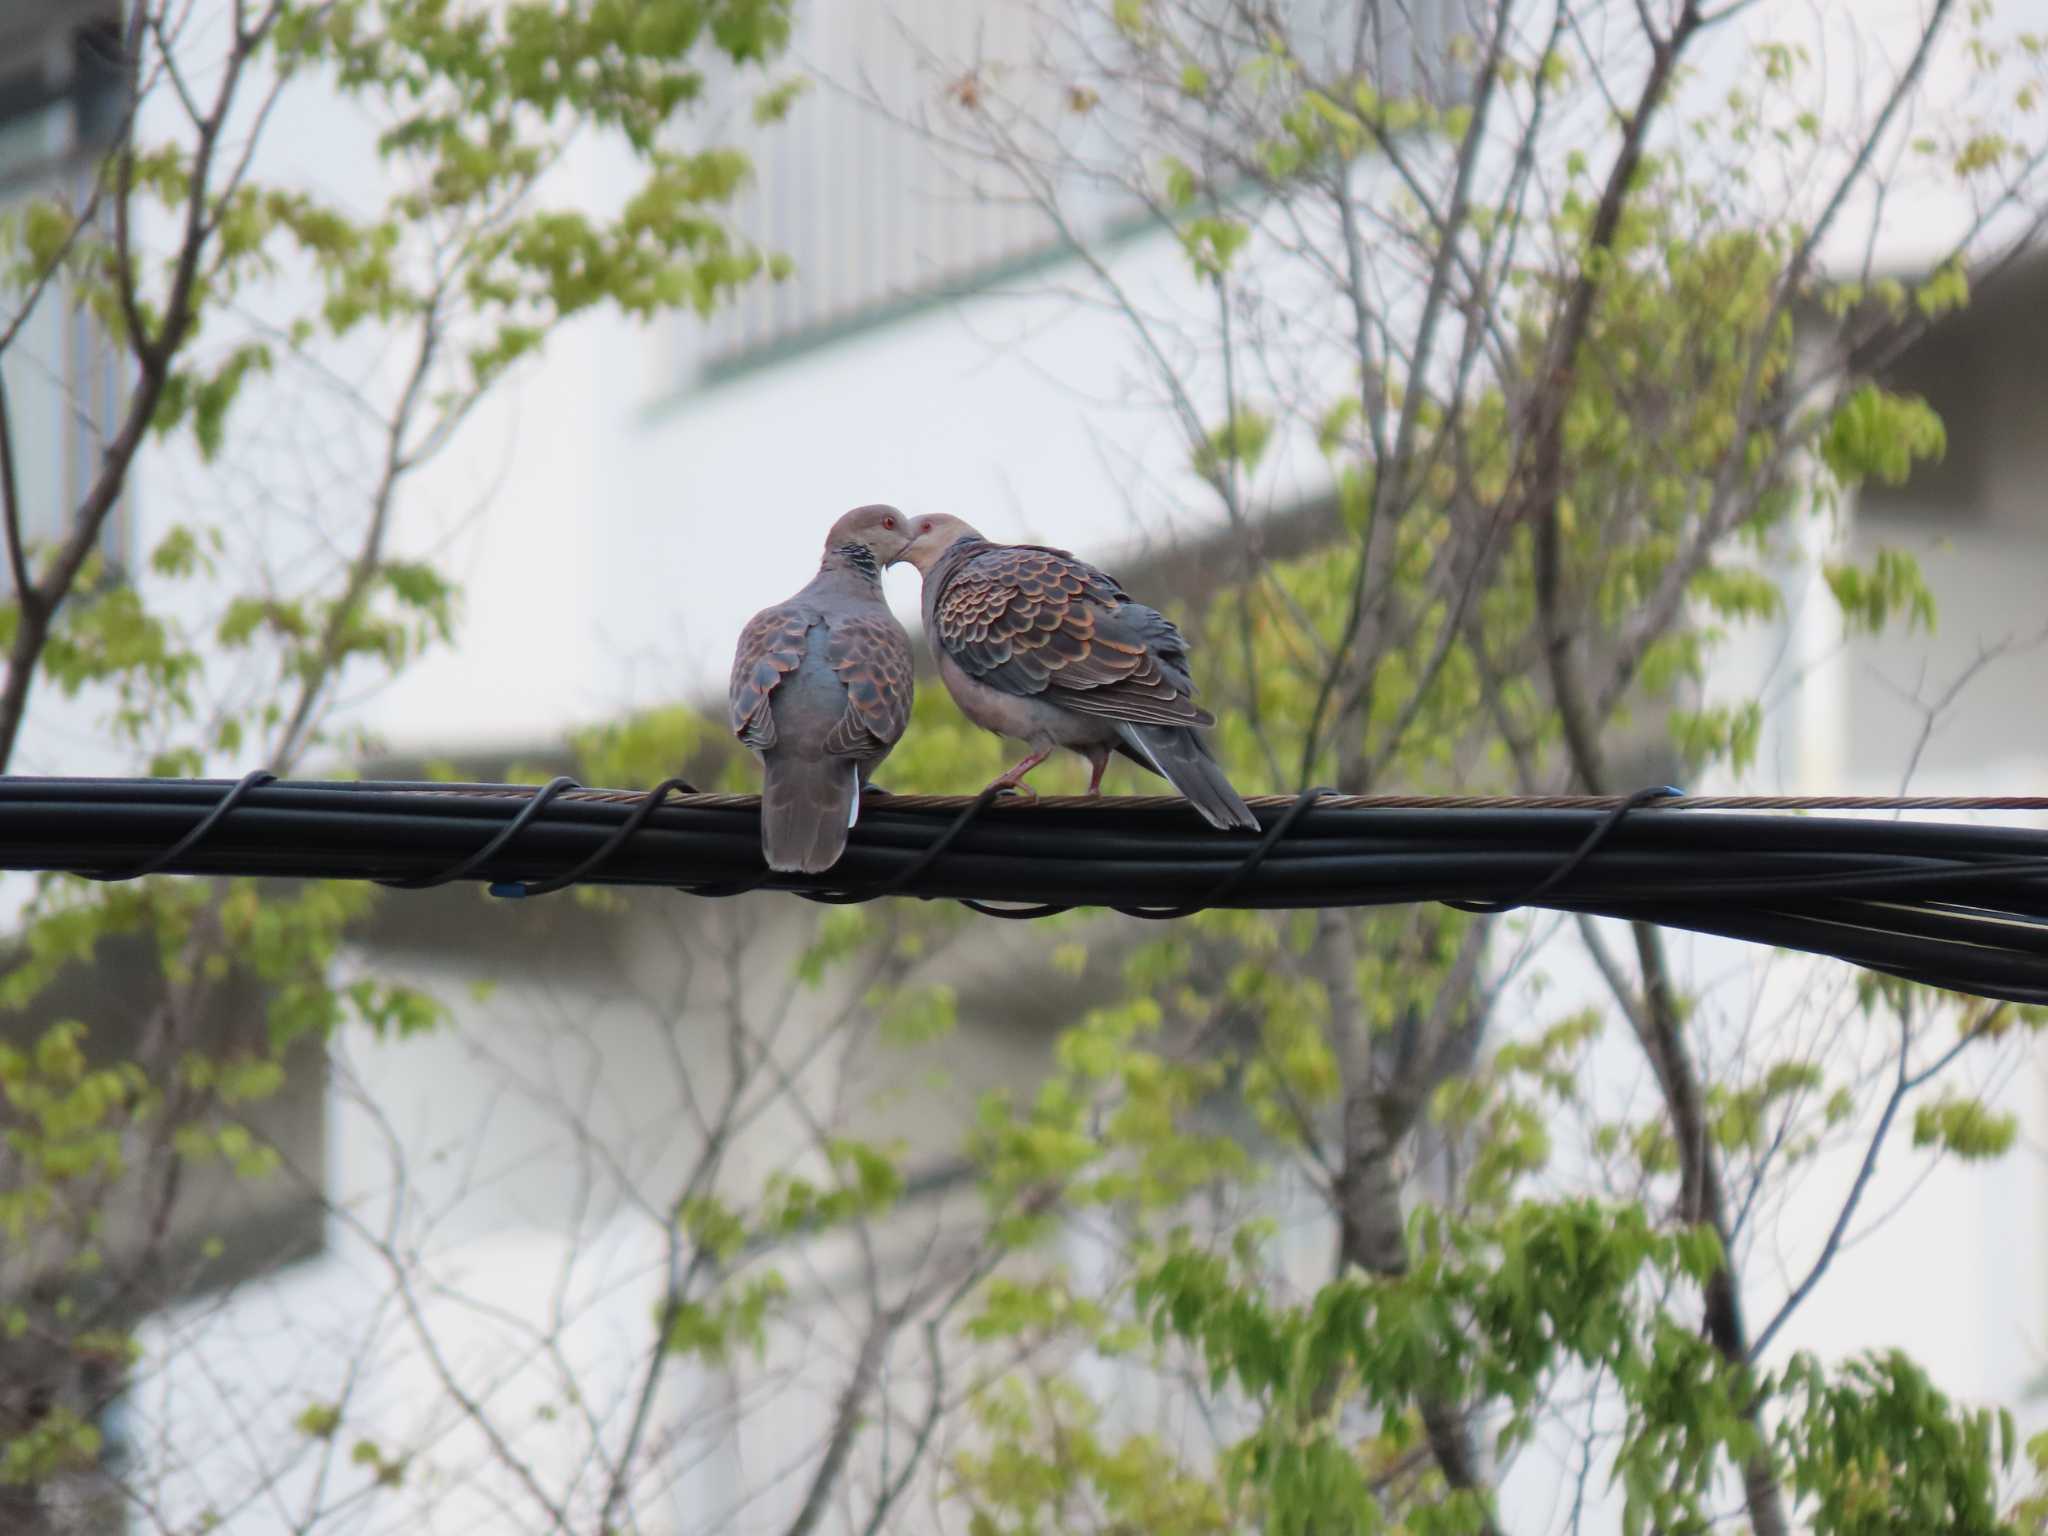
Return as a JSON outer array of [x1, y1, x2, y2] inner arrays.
[[1302, 0, 1516, 789], [269, 297, 440, 769], [0, 0, 270, 771], [1749, 1002, 2005, 1360], [1544, 575, 1791, 1536], [1515, 20, 1795, 1528], [1319, 907, 1505, 1535], [0, 373, 30, 604], [780, 1302, 902, 1536]]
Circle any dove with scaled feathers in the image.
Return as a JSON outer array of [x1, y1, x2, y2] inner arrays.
[[891, 514, 1258, 832], [729, 505, 916, 873]]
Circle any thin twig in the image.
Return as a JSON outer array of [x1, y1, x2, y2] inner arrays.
[[0, 373, 30, 603], [1750, 1003, 2006, 1359]]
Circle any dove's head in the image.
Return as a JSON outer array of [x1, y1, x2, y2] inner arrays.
[[894, 513, 984, 575], [823, 504, 915, 569]]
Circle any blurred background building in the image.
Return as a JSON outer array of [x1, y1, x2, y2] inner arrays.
[[2, 0, 2046, 1530]]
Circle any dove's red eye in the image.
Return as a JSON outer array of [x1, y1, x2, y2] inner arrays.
[[882, 515, 896, 529]]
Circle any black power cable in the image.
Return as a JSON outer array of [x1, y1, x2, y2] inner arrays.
[[10, 775, 2048, 1004]]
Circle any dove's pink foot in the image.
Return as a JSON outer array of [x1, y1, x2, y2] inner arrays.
[[986, 749, 1051, 799], [1083, 749, 1110, 796]]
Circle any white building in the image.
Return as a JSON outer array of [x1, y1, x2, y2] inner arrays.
[[3, 1, 2046, 1532]]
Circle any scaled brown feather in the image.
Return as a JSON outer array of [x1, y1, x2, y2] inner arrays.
[[728, 605, 811, 749], [934, 546, 1212, 729], [823, 612, 914, 757]]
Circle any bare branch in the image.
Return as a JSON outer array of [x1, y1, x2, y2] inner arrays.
[[0, 374, 29, 604], [1750, 1002, 2007, 1360], [780, 1301, 902, 1536]]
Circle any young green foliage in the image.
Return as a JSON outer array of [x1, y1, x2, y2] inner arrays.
[[0, 0, 798, 1521]]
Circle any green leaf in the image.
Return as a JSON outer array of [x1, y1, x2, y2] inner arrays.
[[1821, 385, 1946, 488], [1911, 1094, 2016, 1161], [1193, 410, 1273, 480], [753, 75, 811, 124]]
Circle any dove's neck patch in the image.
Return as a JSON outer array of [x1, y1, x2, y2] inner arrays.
[[826, 542, 882, 583]]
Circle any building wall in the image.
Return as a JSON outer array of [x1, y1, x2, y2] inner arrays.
[[9, 2, 2047, 1531], [1850, 261, 2048, 788], [691, 0, 1061, 369], [1836, 258, 2048, 1418]]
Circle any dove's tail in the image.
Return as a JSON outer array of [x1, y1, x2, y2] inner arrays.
[[1116, 724, 1259, 832], [759, 755, 861, 873]]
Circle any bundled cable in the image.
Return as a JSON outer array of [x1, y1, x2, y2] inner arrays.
[[7, 774, 2048, 1005]]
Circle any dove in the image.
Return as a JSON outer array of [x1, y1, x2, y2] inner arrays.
[[729, 505, 916, 873], [891, 514, 1258, 832]]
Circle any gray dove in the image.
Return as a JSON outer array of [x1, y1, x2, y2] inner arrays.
[[729, 505, 916, 872], [891, 514, 1257, 831]]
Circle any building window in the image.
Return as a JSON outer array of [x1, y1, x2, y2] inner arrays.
[[0, 4, 128, 586]]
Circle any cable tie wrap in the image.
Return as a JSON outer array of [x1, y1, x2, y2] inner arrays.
[[1446, 784, 1685, 915], [490, 777, 700, 899], [381, 775, 581, 891], [81, 769, 278, 882], [793, 784, 1074, 917], [1113, 786, 1335, 920]]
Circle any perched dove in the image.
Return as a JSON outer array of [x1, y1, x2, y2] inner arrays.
[[729, 505, 916, 873], [892, 514, 1258, 831]]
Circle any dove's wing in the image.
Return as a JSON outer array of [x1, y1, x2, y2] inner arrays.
[[729, 603, 813, 750], [932, 545, 1213, 728], [822, 610, 914, 758]]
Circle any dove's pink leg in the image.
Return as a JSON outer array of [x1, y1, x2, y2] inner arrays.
[[1082, 748, 1111, 796], [986, 748, 1052, 798]]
